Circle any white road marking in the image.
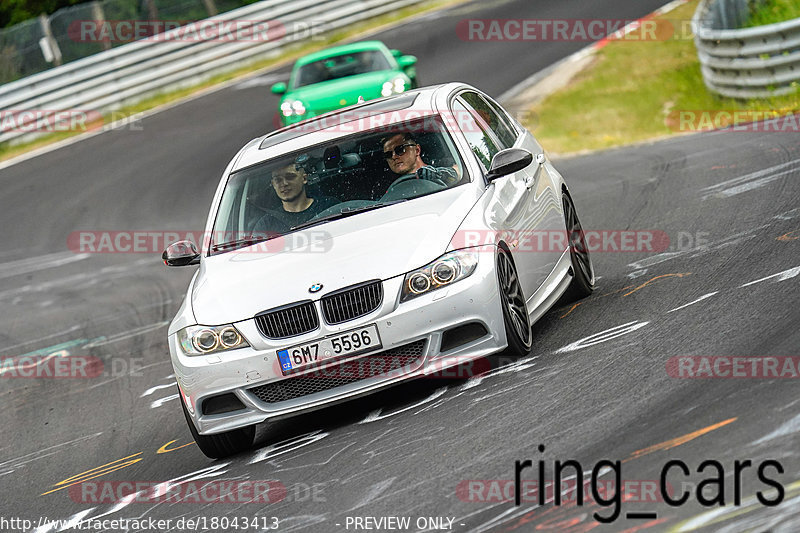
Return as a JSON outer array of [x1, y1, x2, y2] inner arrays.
[[701, 158, 800, 200], [740, 266, 800, 287], [754, 413, 800, 445], [671, 484, 800, 532], [234, 73, 285, 89], [0, 324, 81, 352], [149, 393, 178, 408], [628, 227, 765, 270], [140, 382, 177, 398], [774, 207, 800, 220], [0, 349, 70, 376], [0, 432, 103, 476], [348, 477, 396, 511], [555, 321, 649, 353], [248, 431, 328, 465], [359, 387, 448, 424], [0, 252, 89, 280], [34, 509, 95, 533], [82, 321, 169, 348], [629, 208, 800, 272], [667, 291, 718, 313], [0, 258, 152, 300], [460, 354, 538, 392]]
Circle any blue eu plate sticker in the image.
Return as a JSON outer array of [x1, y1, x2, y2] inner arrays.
[[278, 349, 292, 371]]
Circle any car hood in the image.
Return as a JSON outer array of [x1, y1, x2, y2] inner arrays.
[[288, 71, 401, 112], [191, 186, 480, 325]]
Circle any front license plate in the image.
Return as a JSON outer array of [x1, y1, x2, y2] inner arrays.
[[277, 324, 382, 375]]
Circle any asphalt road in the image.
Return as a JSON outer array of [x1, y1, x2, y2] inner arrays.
[[1, 0, 799, 532]]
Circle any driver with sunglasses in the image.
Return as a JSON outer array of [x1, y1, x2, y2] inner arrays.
[[381, 132, 459, 187]]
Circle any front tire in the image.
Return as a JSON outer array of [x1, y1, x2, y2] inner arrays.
[[562, 192, 595, 300], [180, 391, 255, 459], [497, 249, 533, 356]]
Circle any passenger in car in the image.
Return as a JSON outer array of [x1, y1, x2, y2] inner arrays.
[[255, 160, 339, 232], [381, 132, 459, 186]]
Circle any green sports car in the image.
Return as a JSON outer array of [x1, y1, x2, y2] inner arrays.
[[271, 40, 418, 126]]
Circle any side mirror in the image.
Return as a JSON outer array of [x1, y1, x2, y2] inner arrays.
[[390, 49, 403, 58], [271, 82, 287, 95], [397, 55, 417, 68], [162, 240, 200, 267], [485, 148, 533, 182]]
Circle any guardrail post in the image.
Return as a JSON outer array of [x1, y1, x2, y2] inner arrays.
[[38, 14, 62, 66], [203, 0, 219, 16], [91, 1, 112, 51], [718, 0, 729, 28], [144, 0, 159, 21]]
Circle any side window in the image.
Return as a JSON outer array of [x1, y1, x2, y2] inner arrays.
[[452, 99, 499, 171], [460, 91, 518, 149]]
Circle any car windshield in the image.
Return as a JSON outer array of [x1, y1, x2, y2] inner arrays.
[[293, 50, 392, 88], [209, 117, 468, 255]]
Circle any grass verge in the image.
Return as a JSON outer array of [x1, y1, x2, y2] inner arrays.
[[744, 0, 800, 27], [0, 0, 468, 163], [526, 0, 800, 155]]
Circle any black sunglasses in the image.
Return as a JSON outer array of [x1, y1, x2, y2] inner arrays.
[[383, 142, 417, 159]]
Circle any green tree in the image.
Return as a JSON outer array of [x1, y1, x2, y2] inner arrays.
[[0, 0, 85, 28]]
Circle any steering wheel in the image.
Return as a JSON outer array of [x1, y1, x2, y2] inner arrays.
[[251, 210, 289, 235], [384, 173, 419, 192], [381, 173, 445, 202]]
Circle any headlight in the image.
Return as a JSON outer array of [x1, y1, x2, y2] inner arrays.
[[281, 100, 307, 117], [177, 324, 249, 356], [292, 100, 306, 114], [382, 77, 406, 97], [400, 250, 479, 302]]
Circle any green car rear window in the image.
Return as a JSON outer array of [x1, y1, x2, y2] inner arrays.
[[259, 94, 419, 150], [293, 51, 392, 88]]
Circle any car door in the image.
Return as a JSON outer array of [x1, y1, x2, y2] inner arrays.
[[452, 91, 563, 302]]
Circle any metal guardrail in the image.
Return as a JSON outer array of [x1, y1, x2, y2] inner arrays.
[[693, 0, 800, 99], [0, 0, 426, 145]]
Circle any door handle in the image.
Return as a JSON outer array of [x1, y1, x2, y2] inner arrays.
[[525, 153, 546, 189]]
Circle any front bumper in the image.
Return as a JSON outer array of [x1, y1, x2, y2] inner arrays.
[[170, 250, 507, 435]]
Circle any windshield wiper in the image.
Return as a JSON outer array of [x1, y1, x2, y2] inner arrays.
[[210, 235, 271, 254], [290, 200, 407, 232]]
